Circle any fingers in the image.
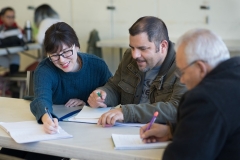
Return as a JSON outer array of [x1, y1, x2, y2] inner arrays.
[[88, 90, 107, 108], [43, 117, 59, 134], [142, 137, 158, 143], [140, 123, 171, 143], [140, 123, 149, 138], [98, 108, 123, 127], [65, 99, 86, 107]]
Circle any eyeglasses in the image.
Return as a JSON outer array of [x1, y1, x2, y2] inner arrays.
[[5, 15, 15, 19], [175, 60, 205, 78], [48, 44, 75, 62]]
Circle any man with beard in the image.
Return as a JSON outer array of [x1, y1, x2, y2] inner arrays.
[[88, 16, 187, 126]]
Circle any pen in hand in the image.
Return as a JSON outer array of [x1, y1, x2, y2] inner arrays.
[[45, 107, 60, 133], [145, 111, 159, 131], [97, 92, 102, 99]]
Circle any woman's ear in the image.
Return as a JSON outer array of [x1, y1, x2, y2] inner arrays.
[[75, 46, 80, 52]]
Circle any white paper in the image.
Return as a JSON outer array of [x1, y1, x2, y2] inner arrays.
[[67, 117, 98, 123], [112, 134, 170, 150], [74, 105, 111, 119], [66, 117, 145, 127], [0, 121, 73, 143]]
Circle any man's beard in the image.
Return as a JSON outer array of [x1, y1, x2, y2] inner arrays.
[[138, 66, 150, 72]]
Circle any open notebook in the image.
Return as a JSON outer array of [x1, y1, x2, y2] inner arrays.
[[65, 106, 145, 127], [0, 121, 73, 143], [112, 134, 170, 150]]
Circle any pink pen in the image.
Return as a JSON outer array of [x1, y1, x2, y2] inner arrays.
[[146, 111, 159, 131]]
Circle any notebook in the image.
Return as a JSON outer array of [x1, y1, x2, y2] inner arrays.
[[0, 121, 73, 143], [112, 134, 170, 150], [74, 105, 111, 119], [65, 106, 145, 127]]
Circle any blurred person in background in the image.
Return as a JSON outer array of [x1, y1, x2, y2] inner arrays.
[[34, 4, 61, 45], [0, 7, 22, 74]]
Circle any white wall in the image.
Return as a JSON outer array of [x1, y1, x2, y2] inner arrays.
[[1, 0, 240, 73]]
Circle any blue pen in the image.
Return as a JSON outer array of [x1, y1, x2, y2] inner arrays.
[[45, 107, 60, 133], [146, 111, 159, 131]]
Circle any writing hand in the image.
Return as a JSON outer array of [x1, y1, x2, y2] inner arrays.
[[140, 123, 171, 143], [88, 90, 107, 108], [65, 98, 85, 107], [42, 113, 59, 134], [98, 108, 123, 127]]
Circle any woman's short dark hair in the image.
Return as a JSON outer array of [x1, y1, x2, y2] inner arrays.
[[0, 7, 14, 16], [44, 22, 80, 54], [129, 16, 169, 52]]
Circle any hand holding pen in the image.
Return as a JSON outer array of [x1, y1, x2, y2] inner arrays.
[[43, 107, 60, 134], [87, 90, 107, 108], [146, 111, 158, 131], [140, 111, 172, 143]]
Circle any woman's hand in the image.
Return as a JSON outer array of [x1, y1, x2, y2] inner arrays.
[[41, 113, 59, 134], [65, 99, 86, 107]]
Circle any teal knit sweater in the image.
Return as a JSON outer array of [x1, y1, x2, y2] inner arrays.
[[30, 53, 112, 123]]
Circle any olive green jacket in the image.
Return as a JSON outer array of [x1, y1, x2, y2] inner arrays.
[[98, 41, 187, 123]]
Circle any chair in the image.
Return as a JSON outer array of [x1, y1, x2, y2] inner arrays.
[[0, 72, 27, 98], [25, 70, 34, 97]]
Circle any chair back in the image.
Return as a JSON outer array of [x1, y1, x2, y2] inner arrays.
[[26, 70, 34, 96]]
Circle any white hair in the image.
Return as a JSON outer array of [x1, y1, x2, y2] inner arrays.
[[175, 29, 230, 68]]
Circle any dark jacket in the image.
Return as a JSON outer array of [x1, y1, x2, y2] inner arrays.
[[164, 57, 240, 160], [98, 41, 187, 123]]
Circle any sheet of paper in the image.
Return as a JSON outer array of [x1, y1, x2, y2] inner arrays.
[[74, 105, 111, 119], [66, 116, 145, 127], [112, 134, 170, 150], [67, 117, 98, 123], [0, 121, 73, 143]]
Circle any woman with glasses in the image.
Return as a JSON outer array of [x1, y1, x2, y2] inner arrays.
[[0, 22, 112, 160], [30, 22, 112, 133]]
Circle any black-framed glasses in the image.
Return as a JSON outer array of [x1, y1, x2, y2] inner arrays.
[[48, 44, 75, 62], [175, 60, 205, 78]]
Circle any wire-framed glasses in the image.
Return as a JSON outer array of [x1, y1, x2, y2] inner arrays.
[[175, 60, 206, 78], [48, 44, 75, 62]]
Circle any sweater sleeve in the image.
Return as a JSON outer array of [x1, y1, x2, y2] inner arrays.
[[98, 59, 112, 86], [163, 92, 228, 160], [30, 64, 57, 123]]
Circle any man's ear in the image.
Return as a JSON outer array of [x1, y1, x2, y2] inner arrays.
[[197, 61, 209, 78], [159, 40, 168, 53]]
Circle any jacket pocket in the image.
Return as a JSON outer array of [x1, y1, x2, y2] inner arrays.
[[155, 85, 173, 102], [118, 80, 135, 104]]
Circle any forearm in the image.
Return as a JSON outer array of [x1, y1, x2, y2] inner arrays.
[[121, 102, 178, 123]]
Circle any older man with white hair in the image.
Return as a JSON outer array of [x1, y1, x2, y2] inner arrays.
[[140, 28, 240, 160]]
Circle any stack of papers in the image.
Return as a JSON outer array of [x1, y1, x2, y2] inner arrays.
[[112, 134, 170, 150], [0, 121, 73, 143], [65, 106, 145, 127]]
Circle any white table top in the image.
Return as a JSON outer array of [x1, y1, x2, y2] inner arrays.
[[0, 97, 164, 160], [0, 43, 42, 56], [97, 38, 240, 52]]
